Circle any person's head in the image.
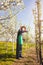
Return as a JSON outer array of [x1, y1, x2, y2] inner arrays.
[[20, 26, 26, 32], [19, 26, 28, 36]]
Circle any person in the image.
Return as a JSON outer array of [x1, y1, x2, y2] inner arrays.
[[16, 26, 27, 59]]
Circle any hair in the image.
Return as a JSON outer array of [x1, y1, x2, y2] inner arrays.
[[20, 26, 26, 31]]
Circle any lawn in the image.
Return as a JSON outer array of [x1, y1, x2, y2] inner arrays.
[[0, 41, 35, 65]]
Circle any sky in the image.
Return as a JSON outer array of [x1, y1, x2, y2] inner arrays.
[[17, 0, 43, 36], [17, 0, 36, 36], [0, 0, 43, 37]]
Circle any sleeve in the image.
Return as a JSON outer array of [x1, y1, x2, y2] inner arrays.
[[20, 30, 28, 33]]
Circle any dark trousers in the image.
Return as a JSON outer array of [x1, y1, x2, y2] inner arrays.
[[16, 43, 22, 59]]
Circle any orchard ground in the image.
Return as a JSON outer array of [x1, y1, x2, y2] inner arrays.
[[0, 41, 42, 65]]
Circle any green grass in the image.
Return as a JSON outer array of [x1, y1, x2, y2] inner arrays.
[[0, 41, 35, 65]]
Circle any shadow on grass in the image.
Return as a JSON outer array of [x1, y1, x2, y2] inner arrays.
[[0, 53, 16, 62]]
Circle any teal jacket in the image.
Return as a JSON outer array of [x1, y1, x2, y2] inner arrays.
[[17, 30, 23, 45], [18, 34, 23, 45]]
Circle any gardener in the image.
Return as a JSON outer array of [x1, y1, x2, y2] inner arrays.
[[16, 26, 27, 59]]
